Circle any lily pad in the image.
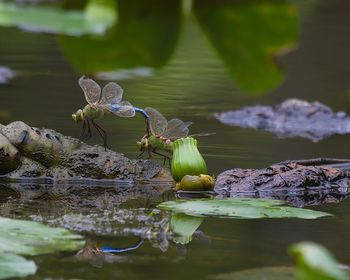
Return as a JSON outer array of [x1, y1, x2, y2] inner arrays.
[[158, 198, 332, 219], [0, 0, 116, 36], [289, 242, 349, 280], [0, 217, 84, 279], [0, 254, 37, 280], [0, 217, 84, 256]]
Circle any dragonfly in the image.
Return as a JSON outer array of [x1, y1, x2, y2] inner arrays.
[[72, 76, 149, 150], [137, 107, 212, 164]]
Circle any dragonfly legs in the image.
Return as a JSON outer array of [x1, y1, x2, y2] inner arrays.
[[91, 119, 108, 151], [152, 149, 171, 168], [80, 118, 92, 140]]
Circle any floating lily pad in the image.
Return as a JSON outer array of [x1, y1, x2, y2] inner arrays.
[[0, 254, 37, 280], [158, 198, 332, 219], [0, 0, 116, 36], [0, 217, 84, 279], [289, 242, 349, 280], [0, 217, 84, 256]]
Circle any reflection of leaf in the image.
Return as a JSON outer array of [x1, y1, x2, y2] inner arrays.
[[289, 242, 349, 280], [158, 198, 331, 219], [0, 253, 37, 280], [209, 266, 295, 280], [0, 0, 116, 35], [170, 213, 204, 245], [194, 0, 298, 95], [58, 0, 181, 74]]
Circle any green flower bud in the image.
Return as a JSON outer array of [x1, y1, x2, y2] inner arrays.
[[171, 137, 207, 182]]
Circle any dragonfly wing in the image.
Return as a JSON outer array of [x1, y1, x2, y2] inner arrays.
[[163, 119, 192, 141], [145, 107, 167, 136], [100, 82, 123, 106], [79, 76, 101, 105], [108, 101, 135, 117]]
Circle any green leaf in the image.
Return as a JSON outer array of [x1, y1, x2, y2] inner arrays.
[[0, 0, 116, 36], [158, 198, 332, 219], [58, 0, 181, 73], [0, 217, 84, 256], [0, 253, 37, 280], [289, 242, 349, 280], [169, 213, 204, 244], [194, 0, 298, 96]]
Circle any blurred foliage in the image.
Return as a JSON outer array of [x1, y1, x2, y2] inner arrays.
[[194, 0, 298, 95], [0, 216, 84, 280], [58, 0, 181, 74], [0, 0, 116, 35], [0, 253, 36, 280], [290, 242, 349, 280]]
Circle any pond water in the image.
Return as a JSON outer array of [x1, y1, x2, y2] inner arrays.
[[1, 0, 350, 279]]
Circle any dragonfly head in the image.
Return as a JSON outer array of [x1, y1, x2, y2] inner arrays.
[[137, 136, 149, 151], [72, 109, 84, 123]]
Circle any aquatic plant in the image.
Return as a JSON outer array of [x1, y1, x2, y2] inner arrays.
[[171, 137, 207, 182], [158, 198, 332, 219], [0, 217, 84, 279]]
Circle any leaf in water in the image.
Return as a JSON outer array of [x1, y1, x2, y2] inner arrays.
[[170, 213, 204, 244], [158, 198, 332, 219], [289, 242, 349, 280], [0, 253, 37, 280], [209, 266, 295, 280], [0, 217, 84, 256]]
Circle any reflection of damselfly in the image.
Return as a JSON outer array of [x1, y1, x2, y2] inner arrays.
[[137, 107, 213, 164], [72, 76, 149, 150]]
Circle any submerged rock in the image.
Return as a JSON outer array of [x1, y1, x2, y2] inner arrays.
[[0, 67, 16, 85], [215, 99, 350, 141], [215, 160, 350, 207], [0, 121, 171, 182]]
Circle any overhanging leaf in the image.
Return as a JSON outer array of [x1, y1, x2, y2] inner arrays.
[[158, 198, 332, 219], [0, 253, 37, 280]]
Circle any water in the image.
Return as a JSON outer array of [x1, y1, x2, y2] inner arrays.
[[1, 0, 350, 279]]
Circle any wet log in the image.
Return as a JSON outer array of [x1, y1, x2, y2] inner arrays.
[[215, 162, 350, 206], [0, 121, 171, 182]]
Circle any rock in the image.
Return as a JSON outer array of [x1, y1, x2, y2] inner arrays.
[[215, 161, 350, 207], [215, 99, 350, 141], [0, 121, 172, 182], [0, 67, 16, 85], [0, 133, 20, 175]]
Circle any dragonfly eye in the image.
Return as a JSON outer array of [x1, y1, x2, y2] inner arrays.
[[72, 109, 84, 123], [140, 137, 149, 149]]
